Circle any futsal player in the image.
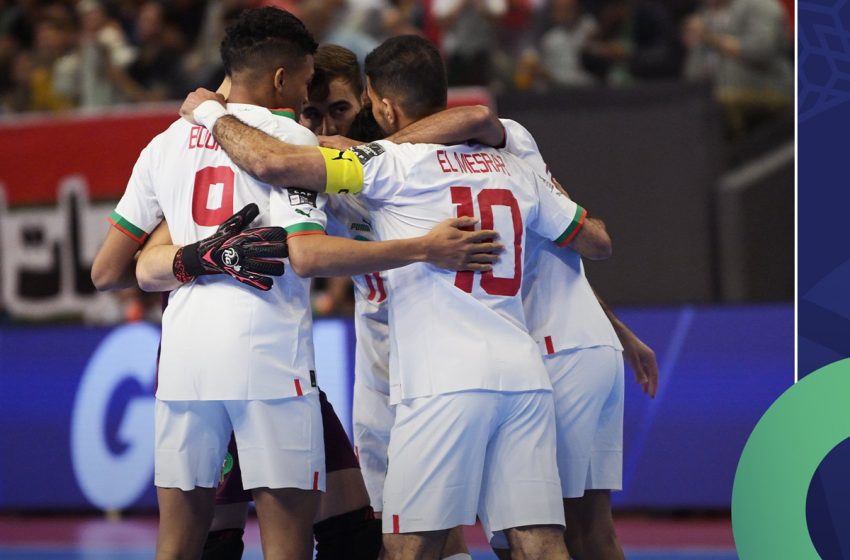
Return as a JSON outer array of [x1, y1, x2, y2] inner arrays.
[[179, 35, 613, 560]]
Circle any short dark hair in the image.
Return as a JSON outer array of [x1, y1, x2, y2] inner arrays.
[[221, 7, 318, 77], [364, 35, 447, 120], [309, 44, 363, 103]]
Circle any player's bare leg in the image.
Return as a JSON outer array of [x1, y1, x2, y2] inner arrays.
[[253, 487, 320, 560], [504, 524, 568, 560], [563, 490, 624, 560], [383, 529, 449, 560], [156, 486, 216, 559], [316, 467, 370, 521]]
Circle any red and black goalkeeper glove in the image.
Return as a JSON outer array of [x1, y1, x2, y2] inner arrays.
[[173, 203, 288, 291]]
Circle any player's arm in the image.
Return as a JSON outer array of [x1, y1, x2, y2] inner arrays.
[[91, 226, 143, 291], [562, 212, 612, 261], [387, 105, 506, 147], [136, 204, 288, 292], [287, 217, 502, 277], [135, 221, 179, 292], [181, 90, 346, 193], [595, 290, 658, 398]]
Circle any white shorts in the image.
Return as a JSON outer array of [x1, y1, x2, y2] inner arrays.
[[382, 390, 564, 535], [154, 392, 325, 492], [352, 380, 394, 511], [549, 345, 624, 498]]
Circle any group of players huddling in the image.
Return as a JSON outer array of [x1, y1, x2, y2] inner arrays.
[[91, 7, 658, 560]]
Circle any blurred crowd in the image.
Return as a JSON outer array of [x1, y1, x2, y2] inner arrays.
[[2, 0, 793, 128]]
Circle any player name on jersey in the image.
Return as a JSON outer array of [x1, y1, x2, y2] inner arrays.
[[188, 126, 220, 151], [436, 149, 511, 177]]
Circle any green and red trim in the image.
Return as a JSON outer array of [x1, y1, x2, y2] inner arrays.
[[554, 205, 587, 247], [108, 211, 148, 244], [271, 108, 296, 120], [285, 222, 325, 238]]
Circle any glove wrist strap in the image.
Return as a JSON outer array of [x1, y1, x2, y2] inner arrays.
[[173, 244, 203, 283]]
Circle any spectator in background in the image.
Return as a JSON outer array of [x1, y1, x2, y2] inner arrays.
[[74, 0, 135, 108], [683, 0, 792, 137], [582, 0, 680, 86], [114, 0, 188, 102], [432, 0, 507, 86], [27, 9, 78, 111], [514, 0, 596, 90], [184, 0, 245, 90]]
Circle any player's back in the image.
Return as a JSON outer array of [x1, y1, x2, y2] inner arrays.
[[497, 119, 621, 354], [137, 105, 323, 401], [354, 141, 586, 403]]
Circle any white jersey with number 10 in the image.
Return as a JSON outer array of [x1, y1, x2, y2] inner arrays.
[[349, 140, 587, 404]]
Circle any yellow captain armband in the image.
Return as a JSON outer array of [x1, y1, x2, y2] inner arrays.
[[318, 146, 364, 194]]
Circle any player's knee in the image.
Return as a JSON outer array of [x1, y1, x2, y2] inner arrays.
[[314, 506, 382, 560]]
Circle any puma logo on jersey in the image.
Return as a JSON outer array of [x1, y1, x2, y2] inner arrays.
[[295, 208, 314, 217], [332, 151, 352, 162]]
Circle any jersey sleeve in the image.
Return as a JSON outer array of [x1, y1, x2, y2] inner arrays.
[[501, 119, 549, 178], [110, 143, 162, 244], [269, 188, 329, 238], [529, 172, 587, 248]]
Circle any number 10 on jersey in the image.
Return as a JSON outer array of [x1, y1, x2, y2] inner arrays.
[[451, 186, 522, 297]]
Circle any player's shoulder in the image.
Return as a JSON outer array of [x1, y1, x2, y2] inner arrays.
[[136, 117, 193, 164], [227, 103, 318, 146]]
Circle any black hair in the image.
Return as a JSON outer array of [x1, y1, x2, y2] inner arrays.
[[221, 7, 317, 77], [348, 104, 386, 143], [364, 35, 447, 120]]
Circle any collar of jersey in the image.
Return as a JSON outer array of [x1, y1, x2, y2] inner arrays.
[[224, 103, 296, 121], [270, 108, 296, 120]]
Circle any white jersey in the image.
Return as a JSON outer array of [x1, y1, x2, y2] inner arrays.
[[325, 194, 391, 394], [349, 141, 586, 404], [501, 119, 622, 354], [112, 104, 327, 400]]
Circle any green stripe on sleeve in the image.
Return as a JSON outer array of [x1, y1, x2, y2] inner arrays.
[[108, 211, 148, 243], [554, 205, 587, 247], [285, 222, 325, 235]]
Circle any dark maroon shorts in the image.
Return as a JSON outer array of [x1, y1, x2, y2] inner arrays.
[[215, 389, 360, 505]]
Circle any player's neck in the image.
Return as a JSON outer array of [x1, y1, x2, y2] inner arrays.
[[226, 82, 269, 108]]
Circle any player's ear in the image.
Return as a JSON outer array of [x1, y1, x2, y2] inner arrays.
[[273, 68, 286, 93], [381, 98, 396, 126]]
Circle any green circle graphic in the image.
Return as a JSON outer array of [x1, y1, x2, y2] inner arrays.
[[732, 358, 850, 558]]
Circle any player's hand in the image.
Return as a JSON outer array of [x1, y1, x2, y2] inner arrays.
[[620, 329, 658, 398], [319, 135, 361, 151], [206, 226, 288, 291], [180, 88, 225, 125], [424, 217, 504, 271], [173, 204, 288, 291]]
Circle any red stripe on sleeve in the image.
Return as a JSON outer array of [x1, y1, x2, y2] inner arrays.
[[313, 471, 319, 490], [393, 515, 400, 534], [294, 379, 303, 396], [544, 336, 555, 355], [286, 230, 326, 239]]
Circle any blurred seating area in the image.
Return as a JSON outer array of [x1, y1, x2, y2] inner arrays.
[[1, 0, 793, 136]]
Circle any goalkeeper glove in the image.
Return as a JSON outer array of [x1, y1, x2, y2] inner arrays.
[[173, 204, 288, 291]]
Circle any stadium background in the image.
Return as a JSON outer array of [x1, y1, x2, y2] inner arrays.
[[0, 0, 793, 558]]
